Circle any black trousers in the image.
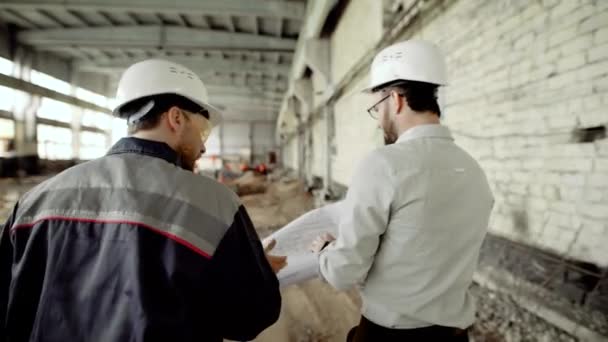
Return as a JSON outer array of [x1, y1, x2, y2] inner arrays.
[[347, 316, 469, 342]]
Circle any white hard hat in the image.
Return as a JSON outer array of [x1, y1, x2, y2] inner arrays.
[[362, 40, 447, 93], [112, 59, 223, 126]]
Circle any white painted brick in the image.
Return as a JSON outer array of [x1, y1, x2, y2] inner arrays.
[[583, 219, 607, 236], [542, 0, 560, 8], [597, 140, 608, 157], [546, 144, 596, 158], [549, 0, 582, 21], [578, 10, 608, 34], [559, 186, 584, 201], [549, 27, 578, 47], [511, 171, 531, 182], [541, 172, 561, 185], [595, 159, 608, 171], [561, 7, 597, 35], [522, 158, 544, 170], [576, 110, 608, 128], [594, 75, 608, 92], [561, 173, 587, 186], [507, 194, 525, 205], [529, 184, 544, 196], [582, 95, 602, 111], [588, 173, 608, 187], [594, 26, 608, 45], [547, 114, 577, 129], [528, 197, 548, 211], [551, 201, 578, 214], [514, 32, 536, 49], [584, 189, 604, 202], [544, 185, 560, 199], [510, 183, 528, 195], [580, 203, 608, 219], [589, 43, 608, 63], [557, 54, 586, 72], [560, 33, 593, 55], [578, 59, 608, 80], [546, 158, 593, 172], [494, 171, 511, 182], [548, 70, 579, 89], [547, 212, 572, 228]]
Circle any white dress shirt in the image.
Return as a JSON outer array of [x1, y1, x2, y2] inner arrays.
[[319, 124, 494, 329]]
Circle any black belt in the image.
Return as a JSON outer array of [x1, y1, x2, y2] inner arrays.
[[347, 316, 469, 342]]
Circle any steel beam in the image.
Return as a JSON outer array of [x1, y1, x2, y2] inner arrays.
[[0, 0, 305, 20], [0, 73, 110, 113], [18, 26, 297, 51], [74, 56, 290, 77]]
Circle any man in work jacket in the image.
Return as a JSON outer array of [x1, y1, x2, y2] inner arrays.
[[0, 59, 284, 342], [310, 40, 494, 341]]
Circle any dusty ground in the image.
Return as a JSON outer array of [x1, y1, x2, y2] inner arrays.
[[0, 176, 50, 222]]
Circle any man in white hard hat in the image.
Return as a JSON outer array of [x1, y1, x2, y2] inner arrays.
[[310, 40, 494, 341], [0, 59, 284, 341]]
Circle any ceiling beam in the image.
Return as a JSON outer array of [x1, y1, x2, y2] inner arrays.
[[221, 111, 277, 122], [73, 56, 290, 77], [0, 0, 305, 20], [203, 74, 288, 90], [18, 26, 297, 51], [211, 95, 282, 107], [206, 86, 285, 100], [219, 104, 280, 113]]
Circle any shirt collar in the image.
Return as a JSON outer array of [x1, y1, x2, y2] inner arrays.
[[396, 124, 453, 144], [107, 137, 183, 168]]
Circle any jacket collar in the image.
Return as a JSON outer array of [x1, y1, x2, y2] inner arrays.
[[107, 137, 183, 168], [396, 124, 453, 144]]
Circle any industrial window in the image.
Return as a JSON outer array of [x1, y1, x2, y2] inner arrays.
[[0, 118, 15, 154], [37, 97, 73, 123], [37, 124, 73, 160], [0, 86, 15, 112], [30, 70, 71, 96], [82, 109, 111, 130], [79, 131, 107, 160], [76, 88, 108, 108], [0, 57, 13, 76], [111, 117, 127, 145]]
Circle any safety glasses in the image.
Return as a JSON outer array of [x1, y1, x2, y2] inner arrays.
[[366, 95, 390, 119]]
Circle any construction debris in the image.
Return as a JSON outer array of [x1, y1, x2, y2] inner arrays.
[[226, 171, 268, 196], [241, 177, 314, 236]]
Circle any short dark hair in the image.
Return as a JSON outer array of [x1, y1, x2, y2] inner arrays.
[[119, 93, 209, 134], [374, 80, 441, 117]]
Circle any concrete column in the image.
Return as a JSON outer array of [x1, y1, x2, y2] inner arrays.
[[219, 123, 225, 168], [324, 105, 335, 197], [69, 70, 82, 160], [12, 48, 39, 158], [249, 121, 255, 164]]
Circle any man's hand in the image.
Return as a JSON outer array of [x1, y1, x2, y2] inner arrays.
[[309, 233, 336, 253], [263, 238, 287, 274]]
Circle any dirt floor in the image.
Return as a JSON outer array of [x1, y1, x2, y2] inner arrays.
[[0, 176, 50, 222]]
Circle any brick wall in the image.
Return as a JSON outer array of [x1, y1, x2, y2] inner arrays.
[[288, 0, 607, 265], [400, 0, 608, 265]]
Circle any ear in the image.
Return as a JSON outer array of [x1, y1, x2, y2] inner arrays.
[[166, 106, 183, 132], [391, 91, 405, 115]]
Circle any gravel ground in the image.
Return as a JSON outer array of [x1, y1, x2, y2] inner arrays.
[[470, 284, 577, 342]]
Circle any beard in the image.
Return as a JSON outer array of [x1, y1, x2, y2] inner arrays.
[[176, 140, 199, 172], [383, 119, 399, 145]]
